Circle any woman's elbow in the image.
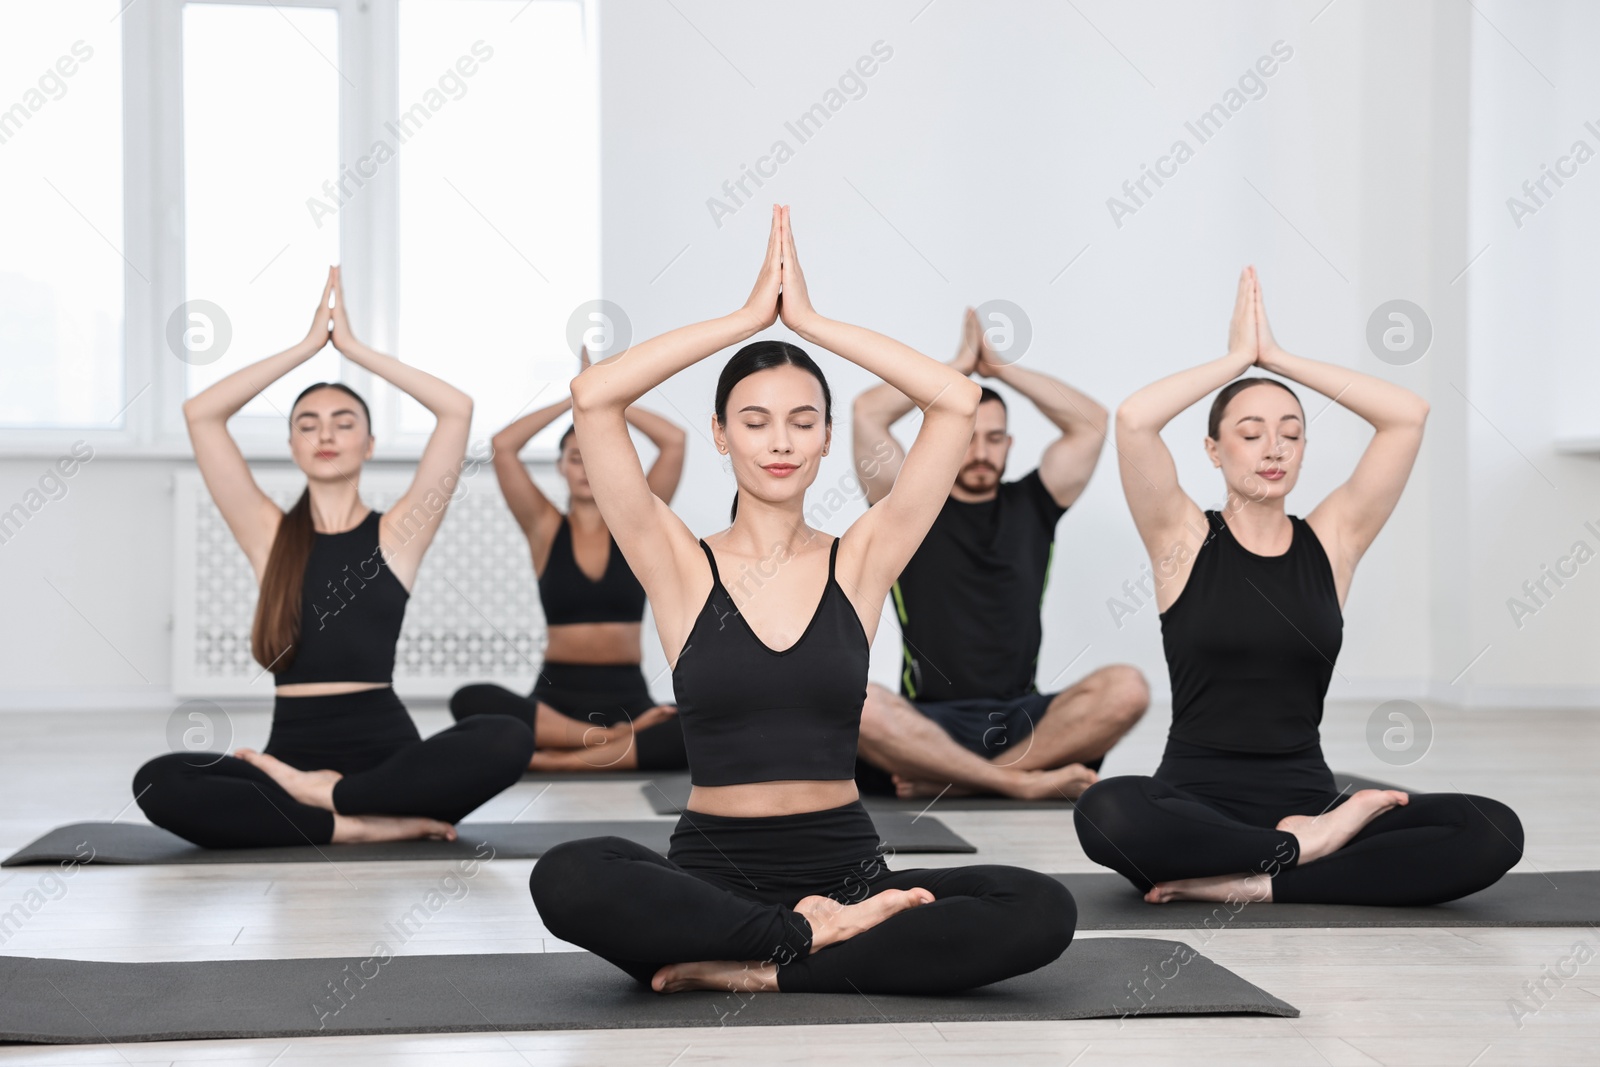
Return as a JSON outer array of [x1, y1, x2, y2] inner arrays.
[[938, 375, 983, 417], [1114, 403, 1147, 436], [569, 369, 603, 413]]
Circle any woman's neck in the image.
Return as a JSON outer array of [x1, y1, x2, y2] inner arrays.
[[567, 498, 606, 530], [306, 480, 367, 533], [1221, 492, 1290, 542], [723, 498, 822, 558]]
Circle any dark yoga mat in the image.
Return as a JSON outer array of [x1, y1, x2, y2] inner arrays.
[[522, 768, 661, 783], [0, 937, 1295, 1043], [2, 813, 973, 867], [643, 770, 1410, 815], [1058, 870, 1600, 929]]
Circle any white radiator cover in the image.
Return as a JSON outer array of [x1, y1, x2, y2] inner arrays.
[[171, 467, 545, 699]]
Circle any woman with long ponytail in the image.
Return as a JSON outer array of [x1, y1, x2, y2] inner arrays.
[[132, 267, 533, 848]]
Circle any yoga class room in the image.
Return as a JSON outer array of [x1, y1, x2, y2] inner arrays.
[[3, 0, 1598, 1063]]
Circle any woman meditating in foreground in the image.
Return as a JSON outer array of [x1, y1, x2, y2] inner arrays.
[[1073, 267, 1522, 906], [530, 205, 1076, 994]]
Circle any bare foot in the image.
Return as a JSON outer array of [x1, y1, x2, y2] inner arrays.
[[891, 774, 976, 799], [1004, 763, 1099, 801], [794, 887, 935, 952], [1145, 872, 1271, 904], [651, 958, 776, 994], [1277, 789, 1409, 865], [234, 748, 342, 811], [629, 704, 678, 733], [331, 813, 457, 844]]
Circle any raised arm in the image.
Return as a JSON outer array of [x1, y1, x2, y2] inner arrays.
[[569, 207, 785, 659], [1116, 267, 1257, 584], [490, 394, 572, 554], [327, 266, 472, 591], [975, 330, 1107, 510], [623, 402, 688, 504], [850, 308, 980, 505], [182, 271, 336, 578], [774, 206, 982, 631], [1256, 273, 1429, 590]]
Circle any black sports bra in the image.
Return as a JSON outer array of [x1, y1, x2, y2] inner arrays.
[[670, 535, 869, 787], [1160, 509, 1343, 754], [537, 514, 647, 626], [273, 510, 409, 686]]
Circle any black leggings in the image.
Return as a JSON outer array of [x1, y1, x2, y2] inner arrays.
[[450, 661, 687, 771], [1073, 740, 1524, 905], [530, 800, 1076, 994], [133, 688, 534, 849]]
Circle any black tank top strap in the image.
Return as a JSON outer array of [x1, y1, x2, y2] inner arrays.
[[696, 538, 723, 589]]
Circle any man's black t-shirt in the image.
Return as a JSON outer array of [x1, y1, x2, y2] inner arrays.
[[890, 468, 1068, 702]]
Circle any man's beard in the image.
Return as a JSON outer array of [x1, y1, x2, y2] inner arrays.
[[957, 464, 998, 489]]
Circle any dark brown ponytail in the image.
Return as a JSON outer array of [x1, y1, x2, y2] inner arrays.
[[252, 487, 314, 672]]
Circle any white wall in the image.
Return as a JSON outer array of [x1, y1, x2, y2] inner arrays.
[[2, 0, 1595, 710], [595, 0, 1597, 708], [1463, 0, 1600, 698]]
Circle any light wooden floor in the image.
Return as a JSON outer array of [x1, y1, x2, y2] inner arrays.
[[0, 700, 1596, 1065]]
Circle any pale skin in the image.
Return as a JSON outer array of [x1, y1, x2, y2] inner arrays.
[[1115, 266, 1430, 904], [184, 265, 473, 844], [852, 308, 1145, 800], [489, 345, 687, 771], [567, 204, 983, 993]]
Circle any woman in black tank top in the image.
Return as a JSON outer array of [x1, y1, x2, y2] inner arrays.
[[448, 345, 690, 774], [1074, 267, 1522, 906], [529, 206, 1076, 996], [131, 268, 533, 848]]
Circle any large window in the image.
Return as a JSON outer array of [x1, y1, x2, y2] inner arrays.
[[182, 2, 343, 420], [0, 3, 125, 429], [1, 0, 599, 453]]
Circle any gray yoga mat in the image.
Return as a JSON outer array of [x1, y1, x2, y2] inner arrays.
[[1058, 870, 1600, 929], [0, 937, 1295, 1043], [522, 768, 661, 783], [644, 770, 1409, 815], [2, 812, 973, 868]]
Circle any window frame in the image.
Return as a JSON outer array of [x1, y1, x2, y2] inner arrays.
[[0, 0, 597, 463]]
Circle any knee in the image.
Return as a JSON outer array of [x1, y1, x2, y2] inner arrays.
[[477, 714, 535, 771], [858, 684, 898, 743], [528, 837, 618, 933], [1094, 665, 1150, 729], [997, 868, 1077, 964], [1029, 871, 1078, 956], [448, 683, 495, 722], [1072, 778, 1138, 862], [447, 686, 476, 721], [132, 753, 193, 823], [1072, 776, 1122, 828], [1463, 795, 1524, 874]]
